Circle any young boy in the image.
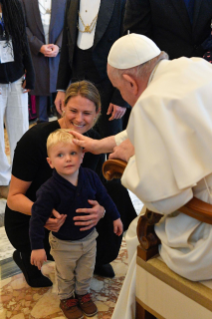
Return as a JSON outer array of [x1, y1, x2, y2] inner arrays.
[[29, 129, 123, 319]]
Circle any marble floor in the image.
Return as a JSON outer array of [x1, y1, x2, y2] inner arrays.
[[0, 239, 128, 319], [1, 123, 144, 319]]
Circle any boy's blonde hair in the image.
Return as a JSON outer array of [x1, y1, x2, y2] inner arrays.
[[47, 129, 77, 156]]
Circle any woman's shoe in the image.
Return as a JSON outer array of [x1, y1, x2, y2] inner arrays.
[[94, 263, 115, 278]]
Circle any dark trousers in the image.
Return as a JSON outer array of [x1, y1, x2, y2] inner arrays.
[[36, 96, 49, 122]]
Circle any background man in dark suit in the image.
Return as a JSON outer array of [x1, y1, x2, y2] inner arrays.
[[123, 0, 212, 59], [21, 0, 66, 123], [55, 0, 130, 138]]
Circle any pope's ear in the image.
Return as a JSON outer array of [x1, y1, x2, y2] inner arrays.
[[46, 157, 54, 169], [122, 74, 138, 93]]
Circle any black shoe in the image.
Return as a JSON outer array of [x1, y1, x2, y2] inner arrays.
[[13, 250, 52, 288], [94, 263, 115, 278]]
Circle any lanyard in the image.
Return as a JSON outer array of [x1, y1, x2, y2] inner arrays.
[[0, 14, 5, 37], [0, 14, 4, 30]]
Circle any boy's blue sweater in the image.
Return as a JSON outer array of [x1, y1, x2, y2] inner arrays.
[[30, 168, 120, 250]]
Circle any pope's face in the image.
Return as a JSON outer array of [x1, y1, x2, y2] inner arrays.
[[107, 64, 136, 106]]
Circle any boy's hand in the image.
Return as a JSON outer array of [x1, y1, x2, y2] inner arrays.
[[113, 218, 123, 236], [44, 209, 67, 232], [31, 249, 47, 270]]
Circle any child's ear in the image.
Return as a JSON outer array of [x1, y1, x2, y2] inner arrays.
[[46, 157, 54, 169]]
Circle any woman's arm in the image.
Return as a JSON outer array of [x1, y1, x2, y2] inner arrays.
[[7, 175, 67, 230], [7, 175, 33, 215]]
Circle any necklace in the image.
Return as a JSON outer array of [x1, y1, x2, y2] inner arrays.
[[77, 11, 98, 33], [38, 1, 51, 14]]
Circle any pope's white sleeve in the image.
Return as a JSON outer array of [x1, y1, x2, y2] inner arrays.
[[121, 156, 193, 215], [115, 130, 128, 146], [143, 188, 193, 215]]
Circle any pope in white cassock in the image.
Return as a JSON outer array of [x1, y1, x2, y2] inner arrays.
[[72, 33, 212, 319]]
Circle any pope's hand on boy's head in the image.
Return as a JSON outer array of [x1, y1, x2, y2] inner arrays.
[[71, 131, 98, 153]]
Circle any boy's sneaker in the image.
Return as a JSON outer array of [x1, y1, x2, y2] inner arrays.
[[76, 293, 98, 317], [60, 297, 84, 319]]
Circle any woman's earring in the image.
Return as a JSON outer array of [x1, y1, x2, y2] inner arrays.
[[62, 110, 65, 116]]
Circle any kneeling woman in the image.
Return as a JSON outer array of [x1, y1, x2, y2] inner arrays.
[[5, 81, 123, 287]]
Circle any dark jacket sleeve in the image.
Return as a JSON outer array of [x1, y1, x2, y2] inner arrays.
[[123, 0, 153, 37], [30, 184, 57, 250], [110, 0, 130, 108], [21, 0, 44, 55], [56, 0, 72, 90], [19, 0, 35, 89]]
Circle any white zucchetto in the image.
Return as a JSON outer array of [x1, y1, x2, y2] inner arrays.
[[108, 33, 161, 69]]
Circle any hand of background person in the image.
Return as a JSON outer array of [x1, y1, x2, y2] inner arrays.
[[73, 199, 105, 231], [40, 44, 52, 56], [31, 249, 47, 270], [22, 80, 30, 93], [43, 44, 60, 57], [109, 138, 134, 162], [55, 91, 66, 115], [44, 209, 67, 232], [107, 103, 127, 121], [113, 218, 123, 236], [54, 91, 66, 114]]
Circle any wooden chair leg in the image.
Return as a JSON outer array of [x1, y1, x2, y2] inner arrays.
[[136, 301, 156, 319]]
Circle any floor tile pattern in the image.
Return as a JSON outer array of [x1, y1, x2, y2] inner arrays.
[[0, 240, 128, 319]]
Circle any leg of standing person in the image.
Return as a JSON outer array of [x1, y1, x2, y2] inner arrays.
[[36, 95, 49, 123], [5, 77, 29, 162], [48, 92, 58, 118], [0, 83, 11, 197]]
